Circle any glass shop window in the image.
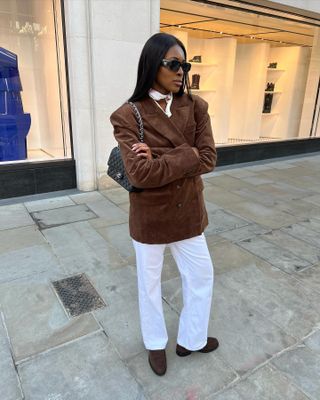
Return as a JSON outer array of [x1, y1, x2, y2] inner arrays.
[[160, 0, 320, 145], [0, 0, 71, 163]]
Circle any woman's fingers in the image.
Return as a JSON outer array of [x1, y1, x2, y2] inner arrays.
[[132, 143, 149, 153], [131, 143, 152, 160], [132, 144, 152, 160], [137, 152, 149, 158]]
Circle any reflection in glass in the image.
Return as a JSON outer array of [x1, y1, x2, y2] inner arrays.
[[0, 0, 71, 163]]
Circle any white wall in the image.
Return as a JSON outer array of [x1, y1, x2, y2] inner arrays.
[[184, 35, 237, 145], [64, 0, 160, 191], [229, 43, 269, 142]]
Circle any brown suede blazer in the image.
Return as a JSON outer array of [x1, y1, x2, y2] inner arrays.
[[110, 93, 217, 244]]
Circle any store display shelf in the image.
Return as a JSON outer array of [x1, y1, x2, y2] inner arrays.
[[190, 62, 217, 67], [264, 91, 282, 94], [267, 68, 285, 72], [262, 112, 279, 116]]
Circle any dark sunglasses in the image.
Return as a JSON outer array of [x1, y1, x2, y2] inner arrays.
[[161, 59, 191, 73]]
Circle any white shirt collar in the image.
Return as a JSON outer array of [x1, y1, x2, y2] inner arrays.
[[148, 88, 173, 118]]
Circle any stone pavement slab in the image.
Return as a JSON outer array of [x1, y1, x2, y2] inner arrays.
[[0, 203, 34, 231], [277, 175, 320, 194], [267, 181, 315, 200], [31, 204, 97, 229], [240, 175, 275, 185], [209, 281, 296, 376], [86, 198, 128, 223], [271, 346, 320, 400], [210, 241, 320, 339], [0, 225, 45, 254], [218, 223, 270, 242], [303, 193, 320, 207], [261, 229, 320, 265], [237, 236, 312, 273], [231, 187, 278, 206], [18, 332, 146, 400], [211, 364, 310, 400], [0, 244, 60, 283], [220, 200, 299, 229], [90, 264, 138, 305], [70, 190, 106, 204], [205, 174, 256, 190], [96, 222, 136, 263], [299, 217, 320, 233], [42, 221, 126, 276], [0, 272, 101, 362], [304, 329, 320, 353], [223, 168, 257, 178], [281, 223, 320, 248], [101, 187, 130, 205], [205, 206, 250, 236], [203, 185, 244, 208], [24, 196, 75, 212], [0, 314, 23, 400], [274, 199, 320, 219], [294, 263, 320, 294]]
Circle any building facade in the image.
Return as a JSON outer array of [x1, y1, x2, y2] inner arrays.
[[0, 0, 319, 198]]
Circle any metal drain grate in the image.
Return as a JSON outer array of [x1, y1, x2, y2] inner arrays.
[[52, 273, 106, 317]]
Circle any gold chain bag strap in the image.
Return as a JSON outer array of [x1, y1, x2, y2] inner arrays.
[[107, 102, 144, 192]]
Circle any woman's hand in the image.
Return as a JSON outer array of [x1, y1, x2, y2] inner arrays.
[[132, 143, 152, 160]]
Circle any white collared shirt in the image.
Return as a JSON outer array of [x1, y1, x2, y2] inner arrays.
[[148, 88, 173, 118]]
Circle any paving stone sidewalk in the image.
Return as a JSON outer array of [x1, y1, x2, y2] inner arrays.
[[1, 154, 320, 400]]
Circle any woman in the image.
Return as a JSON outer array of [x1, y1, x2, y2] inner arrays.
[[110, 32, 219, 376]]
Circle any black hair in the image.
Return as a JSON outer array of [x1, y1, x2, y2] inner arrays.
[[128, 32, 191, 102]]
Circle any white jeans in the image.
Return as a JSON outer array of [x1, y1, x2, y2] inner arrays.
[[132, 233, 214, 351]]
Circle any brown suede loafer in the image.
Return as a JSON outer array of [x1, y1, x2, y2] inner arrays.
[[148, 349, 167, 376], [176, 337, 219, 357]]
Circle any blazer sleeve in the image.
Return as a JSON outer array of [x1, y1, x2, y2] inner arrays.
[[185, 96, 217, 177], [110, 104, 200, 189]]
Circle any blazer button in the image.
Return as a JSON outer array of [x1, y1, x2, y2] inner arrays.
[[177, 184, 181, 189], [177, 203, 182, 208]]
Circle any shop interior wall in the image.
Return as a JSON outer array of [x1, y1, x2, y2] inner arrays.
[[229, 42, 268, 142]]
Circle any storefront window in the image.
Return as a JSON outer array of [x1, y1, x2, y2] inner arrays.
[[160, 0, 320, 145], [0, 0, 71, 163]]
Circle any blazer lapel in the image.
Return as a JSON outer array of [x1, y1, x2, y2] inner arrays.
[[138, 96, 192, 147]]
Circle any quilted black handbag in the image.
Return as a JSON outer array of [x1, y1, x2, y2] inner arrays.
[[107, 102, 144, 192]]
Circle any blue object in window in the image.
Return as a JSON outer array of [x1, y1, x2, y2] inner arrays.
[[0, 47, 31, 161]]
